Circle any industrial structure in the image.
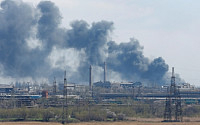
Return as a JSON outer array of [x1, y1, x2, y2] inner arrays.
[[53, 77, 57, 95], [62, 70, 68, 124], [104, 62, 106, 83], [93, 62, 111, 88], [0, 84, 13, 93], [89, 65, 92, 90], [0, 63, 200, 123], [164, 67, 182, 122]]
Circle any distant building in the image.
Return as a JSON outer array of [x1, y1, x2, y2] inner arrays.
[[162, 83, 195, 91], [42, 90, 48, 98], [120, 82, 134, 88], [0, 84, 13, 94], [93, 81, 111, 88], [120, 82, 142, 88], [179, 83, 195, 91]]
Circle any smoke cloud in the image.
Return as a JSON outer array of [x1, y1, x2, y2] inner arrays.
[[0, 0, 170, 85], [107, 39, 169, 84]]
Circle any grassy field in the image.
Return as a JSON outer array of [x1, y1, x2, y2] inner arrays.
[[1, 121, 200, 125]]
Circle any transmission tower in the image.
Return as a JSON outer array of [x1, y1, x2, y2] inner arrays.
[[62, 71, 68, 124], [53, 77, 57, 95], [164, 67, 182, 122], [175, 86, 182, 121]]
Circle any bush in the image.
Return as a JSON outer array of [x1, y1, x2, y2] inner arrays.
[[106, 111, 116, 119], [42, 109, 53, 122], [74, 111, 89, 121], [117, 113, 125, 120]]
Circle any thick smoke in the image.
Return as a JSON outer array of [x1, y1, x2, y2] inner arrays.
[[107, 39, 168, 84], [0, 0, 38, 77], [65, 20, 113, 82], [0, 0, 170, 85]]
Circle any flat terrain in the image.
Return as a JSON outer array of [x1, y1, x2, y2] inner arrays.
[[1, 118, 200, 125], [70, 122, 200, 125], [1, 121, 200, 125], [0, 122, 61, 125]]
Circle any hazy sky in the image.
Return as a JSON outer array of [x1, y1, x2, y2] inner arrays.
[[3, 0, 200, 86]]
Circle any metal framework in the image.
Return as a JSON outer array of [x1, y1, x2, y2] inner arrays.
[[53, 77, 57, 95], [62, 71, 68, 124], [164, 67, 182, 122]]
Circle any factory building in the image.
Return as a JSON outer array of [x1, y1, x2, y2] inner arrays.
[[0, 84, 14, 94], [179, 83, 195, 91], [93, 81, 111, 88], [120, 82, 142, 88]]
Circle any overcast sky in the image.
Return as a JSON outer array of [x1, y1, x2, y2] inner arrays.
[[3, 0, 200, 86]]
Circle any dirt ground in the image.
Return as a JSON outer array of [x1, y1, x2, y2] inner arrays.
[[0, 122, 61, 125], [1, 121, 200, 125]]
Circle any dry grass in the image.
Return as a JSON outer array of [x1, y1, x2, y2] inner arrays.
[[1, 118, 200, 125], [69, 122, 200, 125], [1, 121, 200, 125], [0, 122, 62, 125]]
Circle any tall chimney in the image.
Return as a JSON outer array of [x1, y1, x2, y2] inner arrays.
[[172, 67, 175, 77], [89, 65, 92, 90], [104, 62, 106, 83]]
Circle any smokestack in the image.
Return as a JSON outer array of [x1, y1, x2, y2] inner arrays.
[[171, 67, 175, 87], [89, 65, 92, 90], [27, 82, 30, 93], [104, 62, 106, 83], [172, 67, 175, 77]]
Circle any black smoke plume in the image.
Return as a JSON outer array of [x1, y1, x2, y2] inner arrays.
[[0, 0, 170, 85], [107, 39, 168, 84]]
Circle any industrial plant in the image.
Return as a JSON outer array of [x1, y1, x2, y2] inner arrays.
[[0, 0, 200, 123], [0, 62, 199, 123]]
